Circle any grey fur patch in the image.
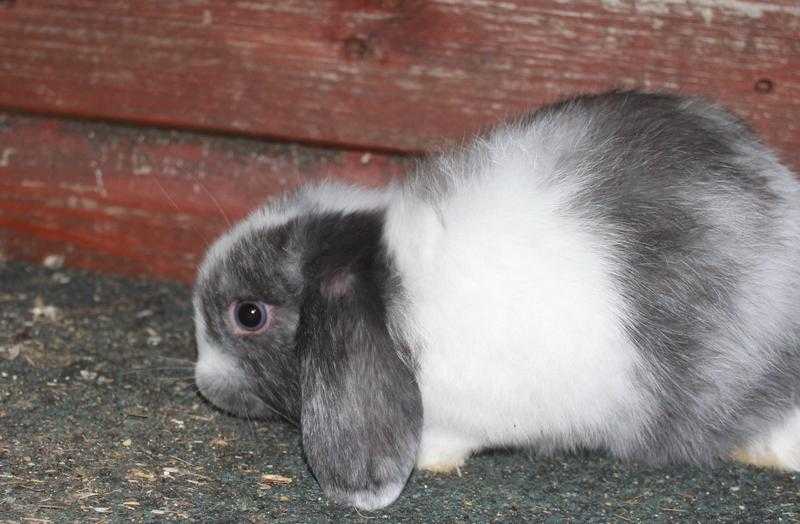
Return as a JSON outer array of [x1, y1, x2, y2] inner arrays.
[[297, 212, 421, 508], [524, 91, 800, 463]]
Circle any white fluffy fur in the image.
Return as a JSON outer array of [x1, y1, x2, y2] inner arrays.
[[385, 124, 650, 470]]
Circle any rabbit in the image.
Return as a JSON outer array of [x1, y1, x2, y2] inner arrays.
[[193, 90, 800, 510]]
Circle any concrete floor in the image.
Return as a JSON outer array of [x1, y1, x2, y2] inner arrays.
[[1, 260, 798, 522]]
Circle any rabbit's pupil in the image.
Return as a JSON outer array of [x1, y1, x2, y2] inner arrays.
[[236, 302, 266, 330]]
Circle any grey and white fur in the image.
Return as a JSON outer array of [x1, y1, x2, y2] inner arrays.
[[193, 91, 800, 510]]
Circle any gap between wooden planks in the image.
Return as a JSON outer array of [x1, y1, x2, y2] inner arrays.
[[1, 1, 800, 282], [0, 112, 408, 283]]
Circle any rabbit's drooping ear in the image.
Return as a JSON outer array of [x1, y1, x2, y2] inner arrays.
[[296, 213, 422, 511]]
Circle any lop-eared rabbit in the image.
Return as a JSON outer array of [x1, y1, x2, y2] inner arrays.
[[194, 91, 800, 510]]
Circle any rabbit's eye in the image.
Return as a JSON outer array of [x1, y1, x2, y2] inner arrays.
[[230, 301, 269, 333]]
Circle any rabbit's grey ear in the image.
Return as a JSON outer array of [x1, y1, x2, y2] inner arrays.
[[296, 214, 422, 511]]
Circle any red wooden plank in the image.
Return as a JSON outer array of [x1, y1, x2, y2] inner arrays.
[[0, 112, 406, 283], [0, 1, 798, 166]]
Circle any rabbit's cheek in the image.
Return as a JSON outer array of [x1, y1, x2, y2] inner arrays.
[[194, 324, 272, 418]]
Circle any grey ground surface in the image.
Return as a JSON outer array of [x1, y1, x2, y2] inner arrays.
[[1, 260, 798, 523]]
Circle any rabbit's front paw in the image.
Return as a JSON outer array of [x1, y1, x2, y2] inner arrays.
[[416, 430, 472, 475]]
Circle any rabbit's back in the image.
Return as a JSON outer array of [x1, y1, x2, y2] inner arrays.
[[562, 93, 800, 464], [386, 91, 800, 466]]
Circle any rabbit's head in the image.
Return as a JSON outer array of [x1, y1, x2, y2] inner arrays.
[[193, 185, 421, 510]]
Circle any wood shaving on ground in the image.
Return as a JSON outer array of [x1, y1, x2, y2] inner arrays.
[[31, 296, 61, 322], [126, 468, 156, 483], [0, 343, 21, 360], [260, 474, 293, 486], [42, 254, 65, 269]]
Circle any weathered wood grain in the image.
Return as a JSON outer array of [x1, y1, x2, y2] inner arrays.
[[0, 0, 798, 165], [0, 112, 406, 282]]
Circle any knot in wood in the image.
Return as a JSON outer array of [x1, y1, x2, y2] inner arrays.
[[343, 36, 371, 61], [754, 78, 774, 94]]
